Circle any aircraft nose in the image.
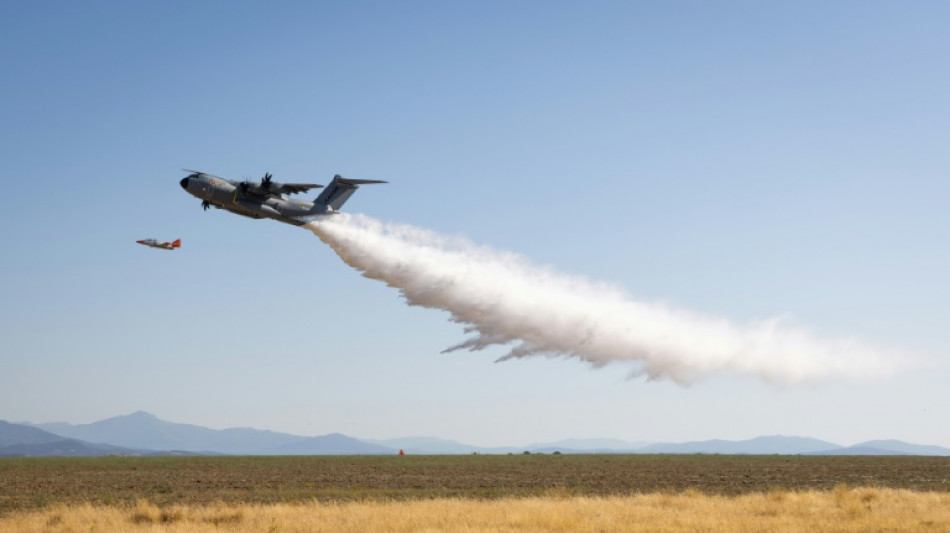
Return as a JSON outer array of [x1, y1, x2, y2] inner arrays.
[[180, 177, 189, 189]]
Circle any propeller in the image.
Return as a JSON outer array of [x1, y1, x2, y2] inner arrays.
[[201, 200, 211, 211], [261, 172, 274, 191]]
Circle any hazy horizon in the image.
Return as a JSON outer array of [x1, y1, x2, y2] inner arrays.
[[13, 409, 945, 451]]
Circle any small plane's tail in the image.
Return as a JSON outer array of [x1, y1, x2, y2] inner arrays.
[[171, 239, 181, 248], [310, 175, 386, 213]]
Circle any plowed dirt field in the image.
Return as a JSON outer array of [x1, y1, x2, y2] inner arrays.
[[2, 455, 948, 514]]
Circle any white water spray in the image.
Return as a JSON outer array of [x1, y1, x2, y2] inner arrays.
[[307, 214, 899, 385]]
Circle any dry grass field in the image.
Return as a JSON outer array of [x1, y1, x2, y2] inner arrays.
[[1, 455, 948, 531], [1, 487, 949, 532]]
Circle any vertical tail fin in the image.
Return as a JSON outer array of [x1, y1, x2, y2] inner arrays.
[[171, 239, 181, 248], [311, 175, 386, 213]]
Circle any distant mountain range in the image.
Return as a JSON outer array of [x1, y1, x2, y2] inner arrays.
[[637, 436, 840, 455], [1, 411, 948, 457], [31, 411, 304, 454], [17, 412, 389, 456], [0, 420, 144, 457]]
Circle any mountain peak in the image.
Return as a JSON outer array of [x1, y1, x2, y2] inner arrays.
[[91, 411, 162, 428], [125, 411, 158, 420]]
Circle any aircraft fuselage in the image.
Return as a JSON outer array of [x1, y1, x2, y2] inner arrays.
[[180, 171, 386, 226], [137, 238, 180, 250], [180, 172, 333, 226]]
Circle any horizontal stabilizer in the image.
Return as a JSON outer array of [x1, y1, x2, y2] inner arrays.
[[334, 177, 388, 185], [312, 174, 387, 211]]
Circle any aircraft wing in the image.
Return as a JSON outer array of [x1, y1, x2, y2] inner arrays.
[[278, 183, 324, 195]]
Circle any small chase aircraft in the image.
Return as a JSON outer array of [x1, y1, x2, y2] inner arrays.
[[137, 238, 181, 250], [180, 171, 386, 226]]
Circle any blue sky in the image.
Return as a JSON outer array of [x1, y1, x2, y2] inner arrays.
[[1, 1, 948, 447]]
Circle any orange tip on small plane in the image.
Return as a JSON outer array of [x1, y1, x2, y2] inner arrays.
[[136, 238, 181, 250]]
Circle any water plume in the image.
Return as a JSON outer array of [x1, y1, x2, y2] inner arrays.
[[307, 214, 898, 385]]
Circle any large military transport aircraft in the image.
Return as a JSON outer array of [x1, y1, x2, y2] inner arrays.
[[180, 171, 386, 226]]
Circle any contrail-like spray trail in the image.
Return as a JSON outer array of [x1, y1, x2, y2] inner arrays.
[[307, 214, 899, 385]]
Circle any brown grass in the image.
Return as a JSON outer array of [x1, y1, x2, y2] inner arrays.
[[0, 487, 948, 532]]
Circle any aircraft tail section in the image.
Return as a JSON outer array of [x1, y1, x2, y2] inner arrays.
[[171, 239, 181, 248], [311, 175, 386, 213]]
